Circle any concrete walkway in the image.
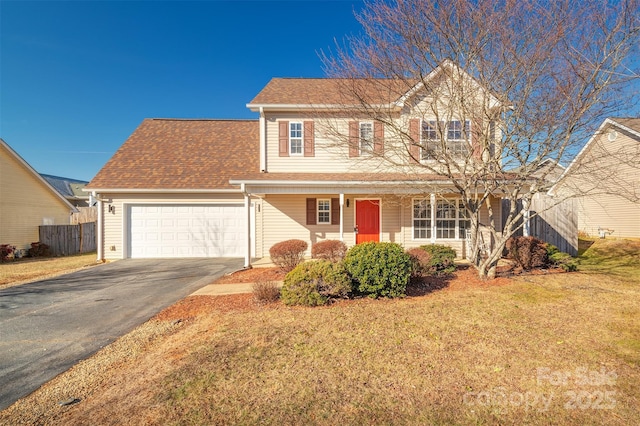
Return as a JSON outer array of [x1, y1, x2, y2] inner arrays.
[[191, 281, 283, 296]]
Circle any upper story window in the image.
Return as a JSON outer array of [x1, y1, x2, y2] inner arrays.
[[421, 120, 470, 160], [289, 122, 303, 155], [317, 199, 331, 224], [421, 121, 440, 160], [360, 122, 374, 154]]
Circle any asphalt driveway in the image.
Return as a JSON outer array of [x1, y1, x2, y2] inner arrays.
[[0, 257, 243, 411]]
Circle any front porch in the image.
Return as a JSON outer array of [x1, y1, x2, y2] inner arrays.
[[232, 174, 502, 268]]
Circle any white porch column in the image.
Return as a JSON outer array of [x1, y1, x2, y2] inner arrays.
[[430, 193, 436, 243], [523, 197, 530, 237], [339, 193, 344, 241], [243, 184, 252, 268]]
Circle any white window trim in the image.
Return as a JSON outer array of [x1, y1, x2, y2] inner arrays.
[[411, 197, 432, 241], [317, 199, 331, 224], [289, 121, 303, 156], [420, 119, 471, 160], [411, 196, 470, 241], [359, 121, 374, 155]]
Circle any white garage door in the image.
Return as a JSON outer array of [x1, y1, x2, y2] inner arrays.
[[128, 204, 247, 258]]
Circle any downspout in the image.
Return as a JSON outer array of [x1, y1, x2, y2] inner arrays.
[[242, 183, 252, 268], [259, 107, 266, 172], [93, 191, 104, 262]]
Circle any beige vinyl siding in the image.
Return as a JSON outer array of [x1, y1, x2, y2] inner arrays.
[[254, 198, 264, 258], [100, 193, 248, 260], [0, 147, 71, 251], [575, 193, 640, 237], [266, 114, 382, 173], [264, 105, 500, 174], [261, 194, 501, 259], [261, 194, 348, 256], [261, 195, 420, 255], [559, 127, 640, 237]]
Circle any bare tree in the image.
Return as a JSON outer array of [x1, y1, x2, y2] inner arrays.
[[319, 0, 639, 279]]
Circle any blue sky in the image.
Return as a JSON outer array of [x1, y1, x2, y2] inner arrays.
[[1, 0, 364, 181]]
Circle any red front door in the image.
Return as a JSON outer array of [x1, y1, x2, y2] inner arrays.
[[355, 200, 380, 244]]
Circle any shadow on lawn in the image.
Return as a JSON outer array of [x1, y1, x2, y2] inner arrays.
[[406, 265, 463, 296]]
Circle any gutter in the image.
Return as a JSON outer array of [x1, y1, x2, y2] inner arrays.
[[246, 103, 397, 112], [83, 188, 244, 194]]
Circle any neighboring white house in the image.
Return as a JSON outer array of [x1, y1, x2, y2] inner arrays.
[[551, 117, 640, 238]]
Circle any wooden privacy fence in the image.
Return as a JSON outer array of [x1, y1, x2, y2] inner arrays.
[[501, 194, 578, 256], [529, 194, 578, 256], [71, 207, 98, 224], [39, 222, 97, 256]]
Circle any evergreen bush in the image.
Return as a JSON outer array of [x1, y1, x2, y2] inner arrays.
[[280, 260, 352, 306], [343, 242, 411, 298]]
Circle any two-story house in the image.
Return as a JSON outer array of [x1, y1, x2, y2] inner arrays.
[[87, 61, 506, 266]]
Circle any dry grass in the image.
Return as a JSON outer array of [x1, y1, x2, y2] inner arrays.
[[1, 240, 639, 425], [252, 279, 281, 304], [0, 252, 100, 289]]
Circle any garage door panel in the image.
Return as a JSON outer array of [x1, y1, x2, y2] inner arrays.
[[128, 204, 246, 258]]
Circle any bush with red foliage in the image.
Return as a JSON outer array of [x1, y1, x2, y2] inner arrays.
[[269, 239, 308, 272], [1, 244, 16, 262], [407, 247, 433, 277], [28, 242, 50, 258], [311, 240, 347, 263], [505, 236, 548, 270]]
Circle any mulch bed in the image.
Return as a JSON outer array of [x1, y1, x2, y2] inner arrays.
[[213, 267, 286, 284], [166, 262, 565, 320]]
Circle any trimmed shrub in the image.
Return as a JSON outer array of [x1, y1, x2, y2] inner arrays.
[[419, 244, 457, 275], [0, 244, 16, 262], [269, 239, 308, 272], [311, 240, 348, 263], [280, 260, 352, 306], [344, 242, 411, 298], [28, 242, 50, 258], [252, 279, 281, 304], [407, 247, 433, 278], [545, 243, 560, 257], [549, 252, 579, 272], [506, 236, 548, 270]]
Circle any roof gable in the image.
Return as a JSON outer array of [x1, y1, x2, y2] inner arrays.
[[248, 78, 412, 109], [247, 60, 505, 111], [0, 138, 76, 210], [549, 117, 640, 195], [87, 119, 259, 191]]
